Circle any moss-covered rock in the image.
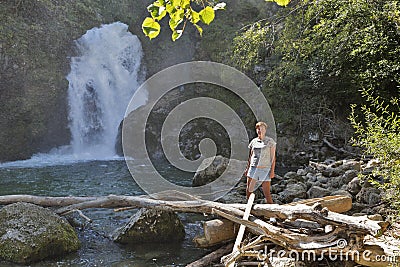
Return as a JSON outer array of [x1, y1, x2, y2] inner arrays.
[[0, 202, 80, 264], [112, 208, 185, 244]]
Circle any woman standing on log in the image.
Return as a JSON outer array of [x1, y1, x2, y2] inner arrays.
[[245, 121, 276, 204]]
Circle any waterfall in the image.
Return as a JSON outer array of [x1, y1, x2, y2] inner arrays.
[[67, 22, 146, 159]]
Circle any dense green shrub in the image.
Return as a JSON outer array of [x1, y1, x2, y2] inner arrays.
[[230, 0, 400, 124], [350, 92, 400, 211]]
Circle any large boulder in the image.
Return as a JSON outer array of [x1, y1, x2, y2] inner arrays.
[[356, 187, 382, 205], [192, 155, 246, 187], [347, 177, 362, 195], [0, 202, 80, 264], [192, 155, 229, 186], [112, 208, 185, 244], [307, 186, 331, 198], [278, 183, 307, 203]]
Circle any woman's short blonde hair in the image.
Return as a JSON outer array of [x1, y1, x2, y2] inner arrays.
[[255, 121, 268, 129]]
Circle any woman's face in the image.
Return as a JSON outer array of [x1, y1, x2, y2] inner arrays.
[[256, 126, 266, 138]]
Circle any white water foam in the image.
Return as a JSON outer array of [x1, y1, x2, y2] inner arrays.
[[67, 22, 146, 158]]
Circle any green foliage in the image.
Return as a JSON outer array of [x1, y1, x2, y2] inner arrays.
[[142, 17, 161, 39], [142, 0, 290, 41], [230, 23, 273, 71], [142, 0, 220, 41], [230, 0, 400, 126], [349, 92, 400, 210]]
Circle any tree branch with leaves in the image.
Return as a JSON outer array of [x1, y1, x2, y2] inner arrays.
[[142, 0, 291, 41]]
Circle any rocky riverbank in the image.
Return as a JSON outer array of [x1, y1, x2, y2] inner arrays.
[[197, 156, 391, 219]]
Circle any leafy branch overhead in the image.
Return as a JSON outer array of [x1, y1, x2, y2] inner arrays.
[[142, 0, 291, 41]]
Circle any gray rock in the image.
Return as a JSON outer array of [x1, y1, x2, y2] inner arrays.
[[0, 202, 80, 264], [305, 181, 314, 190], [306, 173, 317, 182], [324, 158, 337, 165], [350, 203, 369, 214], [330, 190, 353, 198], [192, 155, 229, 186], [112, 208, 185, 244], [322, 167, 341, 177], [368, 193, 381, 205], [307, 186, 331, 198], [278, 183, 307, 203], [192, 155, 246, 187], [284, 171, 300, 180], [296, 168, 307, 176], [341, 170, 358, 184], [322, 160, 361, 177], [329, 160, 343, 168], [316, 175, 329, 184], [356, 187, 381, 204], [328, 176, 342, 189], [347, 177, 362, 195]]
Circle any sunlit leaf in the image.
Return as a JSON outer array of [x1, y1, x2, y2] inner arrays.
[[181, 0, 190, 9], [148, 3, 167, 20], [142, 17, 161, 39], [190, 9, 200, 24], [172, 29, 183, 41], [199, 6, 215, 25], [266, 0, 290, 7], [194, 24, 203, 36], [166, 3, 175, 14], [169, 17, 183, 30], [171, 8, 185, 22]]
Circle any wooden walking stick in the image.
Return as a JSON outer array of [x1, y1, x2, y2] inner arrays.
[[226, 192, 255, 267]]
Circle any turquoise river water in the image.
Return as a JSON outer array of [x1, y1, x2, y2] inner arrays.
[[0, 159, 211, 267]]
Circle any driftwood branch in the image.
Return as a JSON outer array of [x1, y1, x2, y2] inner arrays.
[[323, 137, 361, 157]]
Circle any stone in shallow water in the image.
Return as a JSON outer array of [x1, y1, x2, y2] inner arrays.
[[0, 202, 80, 264], [112, 208, 185, 244]]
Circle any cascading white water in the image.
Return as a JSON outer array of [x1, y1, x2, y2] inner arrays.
[[67, 22, 147, 159]]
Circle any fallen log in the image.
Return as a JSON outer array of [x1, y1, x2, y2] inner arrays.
[[284, 195, 352, 214], [194, 219, 237, 248]]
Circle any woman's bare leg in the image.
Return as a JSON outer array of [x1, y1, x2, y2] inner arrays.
[[261, 181, 273, 204], [246, 177, 257, 199]]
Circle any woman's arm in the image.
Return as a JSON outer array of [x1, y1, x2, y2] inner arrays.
[[244, 149, 253, 176], [270, 145, 276, 178]]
